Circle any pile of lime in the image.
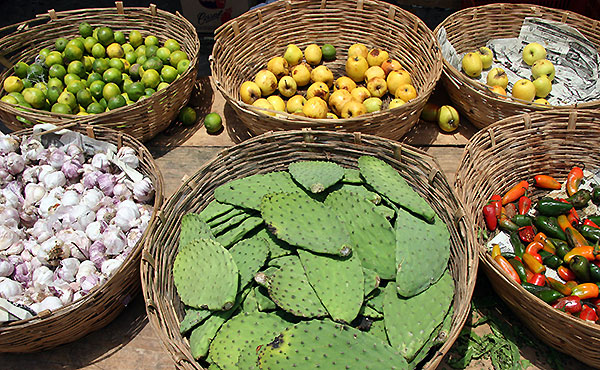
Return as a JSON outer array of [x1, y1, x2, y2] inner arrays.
[[1, 22, 191, 116]]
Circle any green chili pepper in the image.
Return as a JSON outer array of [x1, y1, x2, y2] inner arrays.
[[579, 225, 600, 243], [534, 216, 566, 240], [539, 249, 562, 269], [588, 215, 600, 225], [521, 282, 549, 295], [569, 255, 591, 282], [551, 238, 571, 260], [567, 190, 592, 209], [537, 198, 574, 216], [499, 217, 519, 232], [512, 214, 533, 227], [509, 258, 528, 283], [590, 263, 600, 282], [536, 289, 564, 303], [509, 231, 525, 258]]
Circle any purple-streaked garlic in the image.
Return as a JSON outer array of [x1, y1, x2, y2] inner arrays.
[[61, 159, 82, 181], [5, 153, 25, 175], [132, 177, 154, 202], [116, 147, 139, 169]]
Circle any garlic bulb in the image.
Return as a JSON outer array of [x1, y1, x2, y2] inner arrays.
[[0, 206, 19, 229], [6, 239, 24, 255], [0, 169, 14, 187], [91, 153, 110, 172], [37, 165, 55, 184], [6, 181, 24, 204], [97, 173, 115, 196], [20, 137, 43, 161], [38, 195, 60, 218], [103, 225, 127, 255], [57, 229, 90, 260], [96, 205, 116, 223], [56, 258, 80, 282], [126, 228, 144, 248], [51, 279, 74, 306], [81, 188, 104, 211], [0, 277, 23, 299], [61, 159, 82, 180], [37, 237, 70, 266], [82, 170, 101, 189], [25, 183, 46, 206], [0, 226, 18, 251], [22, 165, 41, 183], [76, 261, 96, 282], [48, 149, 68, 170], [5, 153, 25, 175], [30, 219, 54, 243], [0, 257, 14, 277], [0, 134, 19, 154], [113, 200, 140, 232], [69, 182, 85, 194], [65, 144, 84, 164], [112, 183, 132, 200], [89, 241, 107, 269], [13, 262, 31, 285], [38, 296, 63, 312], [116, 147, 139, 169], [61, 190, 80, 206], [101, 259, 122, 277], [85, 221, 103, 241], [132, 177, 154, 202], [19, 205, 38, 228], [32, 266, 54, 290], [43, 170, 66, 189]]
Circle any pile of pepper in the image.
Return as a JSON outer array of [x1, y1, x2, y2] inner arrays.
[[484, 166, 600, 323]]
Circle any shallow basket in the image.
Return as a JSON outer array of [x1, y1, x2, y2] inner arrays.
[[0, 2, 200, 142], [141, 129, 478, 369], [210, 0, 442, 140], [455, 109, 600, 367], [0, 123, 164, 352], [434, 4, 600, 129]]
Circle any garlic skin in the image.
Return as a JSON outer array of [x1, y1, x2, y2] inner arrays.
[[57, 229, 90, 261], [21, 166, 41, 183], [82, 170, 101, 189], [19, 205, 38, 228], [30, 219, 55, 243], [20, 137, 43, 161], [91, 153, 110, 172], [0, 226, 18, 251], [116, 147, 139, 169], [61, 160, 82, 181], [65, 144, 84, 164], [32, 266, 54, 291], [81, 189, 104, 211], [101, 259, 122, 277], [76, 261, 97, 282], [38, 296, 63, 312], [97, 173, 116, 196], [0, 277, 23, 299], [43, 170, 66, 189], [132, 177, 154, 202], [88, 241, 107, 269], [113, 200, 140, 232], [24, 183, 46, 206], [37, 237, 70, 266], [0, 257, 14, 277], [6, 239, 24, 255], [0, 134, 19, 154], [112, 183, 132, 200], [13, 262, 31, 285]]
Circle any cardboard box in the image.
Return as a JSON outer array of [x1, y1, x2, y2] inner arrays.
[[180, 0, 256, 35]]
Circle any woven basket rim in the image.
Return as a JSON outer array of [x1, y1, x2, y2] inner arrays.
[[0, 122, 164, 350]]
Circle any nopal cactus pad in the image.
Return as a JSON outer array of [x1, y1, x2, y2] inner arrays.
[[255, 228, 294, 258], [260, 192, 352, 256], [180, 307, 211, 335], [257, 319, 408, 369], [383, 272, 454, 362], [325, 190, 396, 279], [298, 249, 364, 323], [264, 255, 327, 318], [173, 238, 239, 310], [409, 306, 454, 369], [363, 267, 381, 297], [342, 168, 363, 184], [180, 213, 214, 247], [215, 216, 263, 248], [358, 156, 435, 223], [229, 233, 270, 288], [329, 183, 382, 204], [208, 207, 246, 228], [209, 312, 291, 370], [214, 171, 298, 210], [199, 200, 235, 223], [288, 160, 345, 193], [395, 207, 450, 297]]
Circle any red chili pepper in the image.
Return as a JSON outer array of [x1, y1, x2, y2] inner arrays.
[[518, 226, 535, 244], [494, 255, 521, 284], [525, 241, 544, 263], [567, 167, 584, 197], [518, 196, 532, 215], [589, 298, 600, 306], [490, 194, 502, 218], [524, 267, 534, 282], [585, 219, 600, 228], [551, 296, 582, 314], [571, 283, 600, 299], [534, 174, 561, 190], [579, 305, 599, 322], [558, 199, 580, 225], [528, 273, 546, 286], [547, 277, 572, 296], [558, 266, 577, 281], [482, 204, 497, 231], [502, 180, 529, 205]]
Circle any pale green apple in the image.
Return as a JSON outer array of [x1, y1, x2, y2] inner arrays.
[[522, 42, 546, 65], [532, 75, 552, 98], [437, 105, 460, 132], [478, 47, 493, 69], [283, 44, 303, 66], [511, 79, 536, 101], [531, 59, 555, 81], [363, 97, 383, 113], [486, 67, 508, 89], [461, 52, 483, 78]]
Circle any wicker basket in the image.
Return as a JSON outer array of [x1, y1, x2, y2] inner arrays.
[[0, 2, 200, 143], [210, 0, 442, 140], [0, 123, 164, 352], [455, 109, 600, 367], [141, 129, 478, 369], [434, 4, 600, 129]]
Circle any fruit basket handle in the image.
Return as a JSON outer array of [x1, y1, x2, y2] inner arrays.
[[115, 1, 124, 14]]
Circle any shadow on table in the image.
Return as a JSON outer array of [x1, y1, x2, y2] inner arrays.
[[224, 102, 254, 144]]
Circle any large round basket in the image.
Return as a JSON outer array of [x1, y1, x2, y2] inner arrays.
[[210, 0, 442, 140], [455, 109, 600, 367], [0, 2, 200, 143], [434, 4, 600, 129], [0, 123, 164, 352], [141, 129, 478, 369]]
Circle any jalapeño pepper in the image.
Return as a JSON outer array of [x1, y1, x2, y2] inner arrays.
[[513, 214, 533, 227], [565, 227, 588, 250], [537, 289, 564, 304], [534, 216, 567, 240], [590, 262, 600, 282], [552, 239, 571, 260], [567, 189, 592, 209], [588, 215, 600, 225], [579, 225, 600, 243], [499, 215, 519, 232], [509, 258, 528, 283], [537, 198, 574, 216], [509, 231, 525, 258], [521, 282, 549, 295], [547, 277, 572, 296], [569, 255, 591, 282], [539, 249, 562, 269], [593, 186, 600, 204]]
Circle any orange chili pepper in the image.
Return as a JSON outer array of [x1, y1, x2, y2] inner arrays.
[[491, 244, 501, 259], [564, 246, 595, 263], [565, 280, 578, 290], [567, 166, 584, 197], [557, 214, 573, 232], [534, 232, 556, 254], [547, 277, 572, 296], [494, 255, 521, 284], [526, 241, 544, 255], [533, 174, 561, 190], [502, 180, 529, 205], [522, 252, 546, 274], [565, 227, 588, 249], [571, 283, 600, 300], [558, 199, 580, 225]]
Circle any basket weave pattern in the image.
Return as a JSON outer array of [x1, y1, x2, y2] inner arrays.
[[0, 3, 200, 142], [210, 0, 442, 140], [455, 109, 600, 367], [0, 123, 164, 352], [141, 129, 478, 369], [435, 4, 600, 129]]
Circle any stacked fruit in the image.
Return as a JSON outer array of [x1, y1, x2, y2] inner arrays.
[[239, 43, 417, 119], [1, 23, 190, 116], [461, 43, 555, 104], [483, 167, 600, 323]]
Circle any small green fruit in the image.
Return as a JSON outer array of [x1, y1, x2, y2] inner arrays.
[[203, 112, 223, 134]]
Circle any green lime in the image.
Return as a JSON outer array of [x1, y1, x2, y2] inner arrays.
[[8, 92, 26, 105], [64, 45, 83, 63], [79, 22, 93, 38], [143, 56, 163, 71], [55, 38, 68, 52], [129, 64, 141, 80], [145, 44, 158, 58], [124, 81, 145, 101], [13, 62, 29, 79], [21, 79, 33, 89], [169, 50, 188, 68], [67, 80, 86, 95], [48, 64, 67, 80], [47, 77, 64, 91], [164, 39, 180, 52], [87, 72, 103, 86], [103, 68, 122, 85], [86, 102, 104, 114], [45, 51, 62, 67], [68, 60, 86, 78], [156, 47, 171, 64], [92, 58, 110, 74], [136, 55, 147, 65], [46, 85, 61, 104], [144, 87, 155, 96], [129, 30, 143, 48], [23, 87, 46, 108], [33, 82, 47, 95], [141, 69, 160, 89], [108, 58, 124, 72], [114, 31, 126, 45], [179, 106, 198, 126], [1, 95, 19, 105], [4, 76, 24, 93], [144, 35, 159, 47], [38, 48, 51, 60], [84, 37, 97, 53], [102, 82, 121, 100], [98, 97, 107, 109], [97, 27, 115, 47], [64, 73, 81, 86], [203, 112, 222, 133], [107, 94, 126, 110], [83, 56, 94, 72], [177, 59, 190, 75], [92, 43, 106, 58], [27, 64, 45, 81], [107, 43, 124, 59], [135, 45, 146, 58], [89, 80, 105, 100], [51, 102, 72, 114], [157, 82, 169, 90], [58, 91, 77, 111], [122, 43, 134, 54], [125, 51, 137, 65], [160, 65, 178, 83], [77, 89, 93, 108], [321, 44, 336, 61], [66, 39, 85, 53], [122, 78, 133, 90]]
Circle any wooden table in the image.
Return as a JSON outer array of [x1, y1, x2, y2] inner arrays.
[[0, 78, 588, 369]]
